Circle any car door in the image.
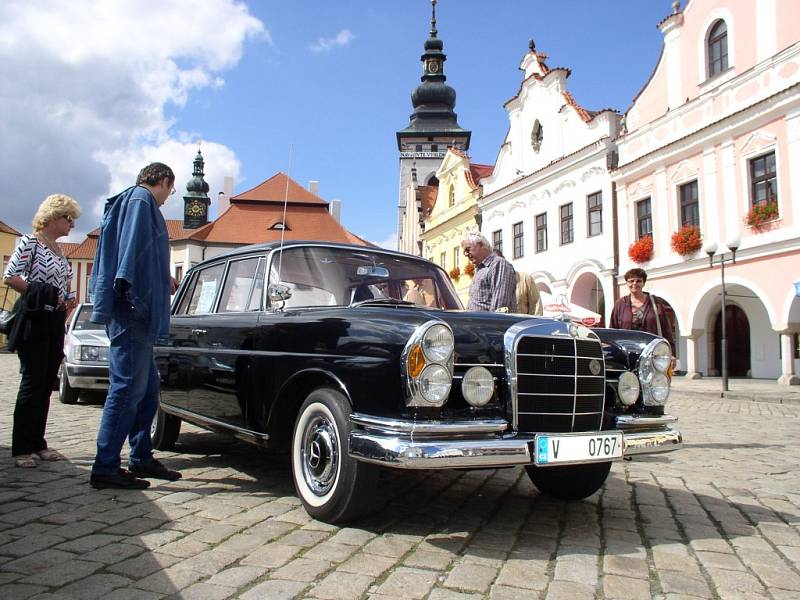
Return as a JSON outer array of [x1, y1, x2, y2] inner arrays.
[[182, 256, 265, 429]]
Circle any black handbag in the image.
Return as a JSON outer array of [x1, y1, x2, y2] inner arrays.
[[0, 286, 16, 335], [1, 237, 38, 336]]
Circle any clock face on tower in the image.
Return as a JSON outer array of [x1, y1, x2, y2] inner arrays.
[[426, 60, 440, 74], [186, 200, 204, 217]]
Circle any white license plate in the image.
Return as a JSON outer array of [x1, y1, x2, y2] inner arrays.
[[534, 432, 623, 465]]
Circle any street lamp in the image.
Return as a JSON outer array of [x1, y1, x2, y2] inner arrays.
[[705, 237, 740, 394]]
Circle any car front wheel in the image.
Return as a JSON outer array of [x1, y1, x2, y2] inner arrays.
[[58, 364, 79, 404], [526, 461, 612, 501], [291, 387, 377, 524], [151, 407, 181, 451]]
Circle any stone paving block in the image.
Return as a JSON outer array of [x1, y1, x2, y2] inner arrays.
[[132, 566, 205, 594], [308, 570, 374, 600], [129, 528, 185, 550], [57, 573, 132, 599], [695, 549, 747, 571], [1, 583, 48, 600], [377, 567, 438, 599], [494, 558, 548, 590], [328, 527, 377, 546], [207, 565, 267, 588], [247, 518, 297, 540], [17, 558, 102, 586], [271, 557, 332, 582], [239, 579, 307, 600], [54, 533, 124, 553], [428, 589, 484, 600], [157, 537, 210, 558], [81, 541, 146, 564], [339, 552, 397, 577], [658, 570, 712, 597], [602, 574, 652, 600], [443, 563, 498, 593], [48, 520, 107, 540], [303, 541, 359, 563], [488, 583, 541, 599], [106, 551, 183, 577], [214, 533, 269, 557], [362, 535, 416, 558], [402, 548, 454, 570], [553, 553, 598, 586], [279, 528, 332, 548], [166, 581, 235, 600], [241, 542, 302, 568], [1, 549, 77, 575], [0, 534, 66, 557], [543, 580, 596, 600], [748, 564, 800, 591], [173, 548, 239, 575], [602, 554, 649, 578]]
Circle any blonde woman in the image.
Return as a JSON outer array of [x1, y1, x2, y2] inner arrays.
[[3, 194, 80, 467]]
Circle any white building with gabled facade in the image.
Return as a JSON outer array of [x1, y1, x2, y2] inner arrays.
[[479, 41, 621, 324]]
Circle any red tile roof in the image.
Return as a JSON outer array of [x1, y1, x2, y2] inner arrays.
[[232, 172, 327, 205], [468, 163, 494, 187], [64, 237, 97, 260], [0, 220, 22, 236]]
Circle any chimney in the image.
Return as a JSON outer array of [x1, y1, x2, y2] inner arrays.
[[217, 176, 234, 216], [308, 180, 320, 196], [330, 199, 341, 222]]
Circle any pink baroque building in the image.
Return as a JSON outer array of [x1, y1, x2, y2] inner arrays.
[[613, 0, 800, 383]]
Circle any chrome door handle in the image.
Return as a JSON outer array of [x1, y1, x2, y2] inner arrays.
[[191, 328, 207, 336]]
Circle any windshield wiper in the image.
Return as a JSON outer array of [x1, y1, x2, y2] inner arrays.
[[349, 298, 417, 308]]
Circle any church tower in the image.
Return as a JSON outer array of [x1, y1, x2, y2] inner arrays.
[[396, 0, 470, 254], [183, 149, 211, 229]]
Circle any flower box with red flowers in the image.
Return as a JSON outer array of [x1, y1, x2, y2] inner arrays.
[[628, 235, 654, 264], [670, 225, 702, 256], [463, 262, 475, 277], [449, 265, 461, 281], [745, 202, 779, 229]]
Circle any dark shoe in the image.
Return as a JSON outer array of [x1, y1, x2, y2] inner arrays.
[[128, 458, 182, 481], [90, 469, 150, 490]]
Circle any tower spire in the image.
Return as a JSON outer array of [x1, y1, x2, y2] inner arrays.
[[430, 0, 437, 37]]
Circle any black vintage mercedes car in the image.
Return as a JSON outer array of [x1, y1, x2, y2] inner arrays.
[[154, 241, 681, 523]]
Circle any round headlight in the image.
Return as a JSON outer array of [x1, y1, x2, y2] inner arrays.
[[617, 371, 640, 406], [649, 373, 670, 404], [422, 324, 454, 363], [419, 364, 452, 405], [652, 341, 672, 373], [461, 366, 495, 407]]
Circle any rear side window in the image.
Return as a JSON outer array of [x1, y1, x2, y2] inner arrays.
[[176, 263, 226, 315], [219, 257, 264, 313]]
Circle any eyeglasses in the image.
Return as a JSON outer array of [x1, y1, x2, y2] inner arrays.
[[169, 186, 176, 196], [626, 279, 644, 284], [63, 215, 74, 225]]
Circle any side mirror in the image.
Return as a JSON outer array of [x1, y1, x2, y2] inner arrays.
[[268, 283, 292, 303]]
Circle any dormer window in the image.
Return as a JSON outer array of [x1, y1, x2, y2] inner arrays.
[[707, 20, 728, 78], [270, 222, 288, 231]]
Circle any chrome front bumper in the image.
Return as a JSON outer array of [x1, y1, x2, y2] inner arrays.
[[348, 413, 682, 469]]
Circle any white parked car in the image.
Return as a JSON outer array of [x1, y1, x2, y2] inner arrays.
[[60, 303, 109, 404]]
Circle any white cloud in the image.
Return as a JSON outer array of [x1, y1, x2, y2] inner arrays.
[[309, 29, 355, 53], [0, 0, 265, 238], [371, 232, 398, 251]]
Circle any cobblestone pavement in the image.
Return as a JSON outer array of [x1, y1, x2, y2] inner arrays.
[[1, 352, 799, 600]]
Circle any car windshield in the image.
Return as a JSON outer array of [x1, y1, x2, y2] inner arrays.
[[72, 306, 104, 331], [268, 246, 463, 310]]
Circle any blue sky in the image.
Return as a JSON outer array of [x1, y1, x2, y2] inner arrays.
[[0, 1, 671, 247]]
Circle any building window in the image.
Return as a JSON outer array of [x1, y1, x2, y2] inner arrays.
[[750, 151, 777, 207], [513, 222, 524, 259], [587, 192, 602, 237], [431, 144, 438, 153], [535, 213, 547, 253], [531, 119, 543, 153], [707, 20, 728, 78], [439, 251, 446, 268], [679, 180, 700, 227], [448, 185, 455, 207], [560, 203, 573, 245], [636, 198, 652, 239], [415, 144, 423, 152], [452, 246, 459, 269], [492, 230, 503, 256], [175, 265, 184, 283]]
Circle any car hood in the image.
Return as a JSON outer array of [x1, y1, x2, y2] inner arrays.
[[594, 328, 661, 371], [69, 330, 110, 346]]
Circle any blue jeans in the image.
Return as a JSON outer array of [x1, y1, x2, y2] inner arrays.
[[92, 303, 158, 476]]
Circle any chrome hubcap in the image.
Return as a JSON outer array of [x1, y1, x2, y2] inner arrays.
[[302, 415, 338, 496]]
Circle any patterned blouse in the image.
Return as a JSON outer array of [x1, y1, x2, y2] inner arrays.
[[3, 234, 72, 301]]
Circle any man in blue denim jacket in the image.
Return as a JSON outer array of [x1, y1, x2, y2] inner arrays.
[[89, 162, 180, 489]]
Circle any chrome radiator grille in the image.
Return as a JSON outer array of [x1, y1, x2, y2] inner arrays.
[[514, 335, 605, 432]]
